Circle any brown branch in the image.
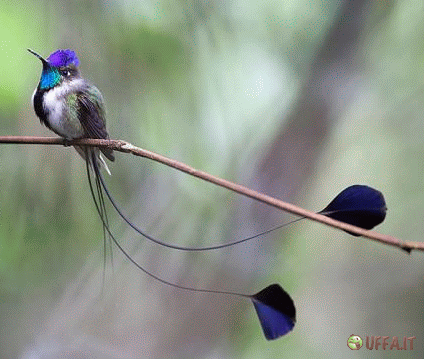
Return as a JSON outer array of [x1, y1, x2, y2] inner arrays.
[[0, 135, 419, 253]]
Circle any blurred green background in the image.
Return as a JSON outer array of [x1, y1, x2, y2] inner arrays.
[[1, 0, 424, 358]]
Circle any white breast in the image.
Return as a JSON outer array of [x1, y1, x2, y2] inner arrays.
[[43, 79, 85, 139]]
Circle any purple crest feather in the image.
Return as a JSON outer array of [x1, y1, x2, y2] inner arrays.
[[47, 49, 79, 67]]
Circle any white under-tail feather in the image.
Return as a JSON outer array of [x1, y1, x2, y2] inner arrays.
[[75, 146, 111, 175]]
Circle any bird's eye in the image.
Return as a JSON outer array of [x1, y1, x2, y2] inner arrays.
[[61, 70, 71, 77]]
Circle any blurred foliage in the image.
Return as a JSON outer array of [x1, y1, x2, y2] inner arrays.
[[1, 0, 424, 358]]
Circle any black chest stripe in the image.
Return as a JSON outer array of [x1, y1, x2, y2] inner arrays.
[[33, 89, 52, 130]]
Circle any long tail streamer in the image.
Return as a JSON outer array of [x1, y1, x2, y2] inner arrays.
[[87, 152, 388, 340]]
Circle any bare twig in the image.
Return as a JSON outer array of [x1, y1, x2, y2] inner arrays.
[[0, 135, 419, 252]]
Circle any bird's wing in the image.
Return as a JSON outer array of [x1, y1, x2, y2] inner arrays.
[[77, 86, 115, 161]]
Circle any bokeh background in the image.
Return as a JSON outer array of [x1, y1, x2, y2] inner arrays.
[[1, 0, 424, 357]]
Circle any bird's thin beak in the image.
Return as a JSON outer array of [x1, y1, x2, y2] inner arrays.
[[27, 49, 48, 65]]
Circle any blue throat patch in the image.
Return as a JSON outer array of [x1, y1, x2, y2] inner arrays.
[[39, 66, 60, 90]]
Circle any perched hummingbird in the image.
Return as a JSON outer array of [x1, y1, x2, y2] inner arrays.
[[27, 50, 391, 342], [28, 48, 114, 172]]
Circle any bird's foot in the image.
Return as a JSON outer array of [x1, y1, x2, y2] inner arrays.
[[63, 138, 72, 147]]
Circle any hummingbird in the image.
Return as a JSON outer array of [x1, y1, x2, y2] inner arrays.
[[28, 50, 392, 341], [28, 48, 114, 173]]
